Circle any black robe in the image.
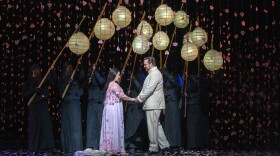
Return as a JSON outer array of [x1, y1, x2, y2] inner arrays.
[[162, 69, 182, 147], [86, 70, 106, 149], [21, 72, 55, 151], [185, 74, 209, 149], [125, 75, 148, 150]]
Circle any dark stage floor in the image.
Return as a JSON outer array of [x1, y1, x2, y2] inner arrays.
[[0, 149, 280, 156]]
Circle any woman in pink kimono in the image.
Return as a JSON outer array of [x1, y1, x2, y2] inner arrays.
[[100, 68, 136, 154]]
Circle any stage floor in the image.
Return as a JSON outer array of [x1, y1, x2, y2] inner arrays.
[[0, 149, 280, 156]]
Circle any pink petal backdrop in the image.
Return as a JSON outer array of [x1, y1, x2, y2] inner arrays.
[[1, 0, 279, 149]]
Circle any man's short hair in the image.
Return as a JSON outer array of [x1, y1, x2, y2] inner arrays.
[[144, 57, 156, 66]]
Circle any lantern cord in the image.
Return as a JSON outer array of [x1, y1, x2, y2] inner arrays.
[[89, 3, 108, 40], [211, 34, 214, 49], [121, 11, 146, 75], [61, 55, 83, 99], [27, 16, 87, 106]]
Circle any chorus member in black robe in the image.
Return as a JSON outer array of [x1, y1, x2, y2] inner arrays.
[[22, 64, 55, 151], [125, 70, 148, 153], [58, 60, 85, 154], [161, 68, 182, 149], [185, 74, 209, 149], [86, 64, 106, 149]]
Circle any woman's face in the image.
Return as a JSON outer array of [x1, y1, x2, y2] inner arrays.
[[114, 71, 121, 83]]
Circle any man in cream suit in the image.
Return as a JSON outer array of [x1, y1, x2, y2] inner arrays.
[[135, 57, 170, 154]]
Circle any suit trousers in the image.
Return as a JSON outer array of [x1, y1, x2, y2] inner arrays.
[[146, 109, 170, 152]]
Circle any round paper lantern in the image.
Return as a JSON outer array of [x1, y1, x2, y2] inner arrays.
[[132, 35, 150, 54], [155, 4, 174, 26], [191, 27, 208, 47], [203, 49, 223, 71], [174, 11, 189, 28], [183, 32, 193, 44], [69, 32, 90, 55], [112, 6, 132, 28], [137, 20, 153, 40], [181, 42, 198, 61], [94, 18, 115, 40], [152, 31, 170, 50]]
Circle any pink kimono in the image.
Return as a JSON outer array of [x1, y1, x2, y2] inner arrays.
[[99, 81, 125, 153]]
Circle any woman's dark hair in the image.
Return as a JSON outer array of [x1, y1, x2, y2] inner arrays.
[[104, 68, 119, 90], [28, 64, 41, 78]]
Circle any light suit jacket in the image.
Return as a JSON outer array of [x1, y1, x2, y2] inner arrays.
[[137, 67, 165, 110]]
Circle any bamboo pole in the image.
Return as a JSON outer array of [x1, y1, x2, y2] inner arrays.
[[163, 3, 185, 68], [62, 56, 83, 98], [62, 3, 109, 98], [121, 11, 146, 75], [89, 3, 108, 40], [27, 16, 87, 106]]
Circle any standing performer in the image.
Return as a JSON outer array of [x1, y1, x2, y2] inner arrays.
[[125, 69, 148, 153], [161, 68, 182, 150], [21, 64, 55, 151], [135, 57, 170, 155], [58, 60, 85, 154], [185, 74, 209, 149], [99, 68, 136, 154], [86, 64, 106, 149]]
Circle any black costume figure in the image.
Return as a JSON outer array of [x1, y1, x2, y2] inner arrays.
[[185, 74, 209, 149], [125, 71, 148, 152], [21, 64, 55, 151], [86, 64, 106, 149], [161, 68, 182, 148], [58, 62, 85, 154]]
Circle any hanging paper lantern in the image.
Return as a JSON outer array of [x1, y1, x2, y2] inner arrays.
[[183, 32, 193, 44], [152, 31, 170, 50], [191, 27, 208, 47], [181, 42, 198, 61], [203, 49, 223, 71], [137, 20, 153, 40], [68, 32, 90, 55], [94, 18, 115, 40], [112, 6, 132, 28], [132, 35, 150, 54], [155, 4, 174, 26], [174, 11, 189, 28]]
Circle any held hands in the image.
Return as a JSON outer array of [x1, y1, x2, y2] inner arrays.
[[131, 97, 139, 103]]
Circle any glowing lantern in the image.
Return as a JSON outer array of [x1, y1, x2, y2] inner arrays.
[[69, 32, 90, 55], [152, 31, 170, 50], [132, 35, 150, 54], [191, 27, 208, 47], [155, 4, 174, 26], [181, 42, 198, 61], [94, 18, 115, 40], [203, 49, 223, 71], [174, 11, 189, 28], [137, 20, 153, 40], [112, 6, 132, 28]]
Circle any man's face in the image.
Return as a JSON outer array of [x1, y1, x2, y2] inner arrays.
[[143, 59, 152, 72]]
